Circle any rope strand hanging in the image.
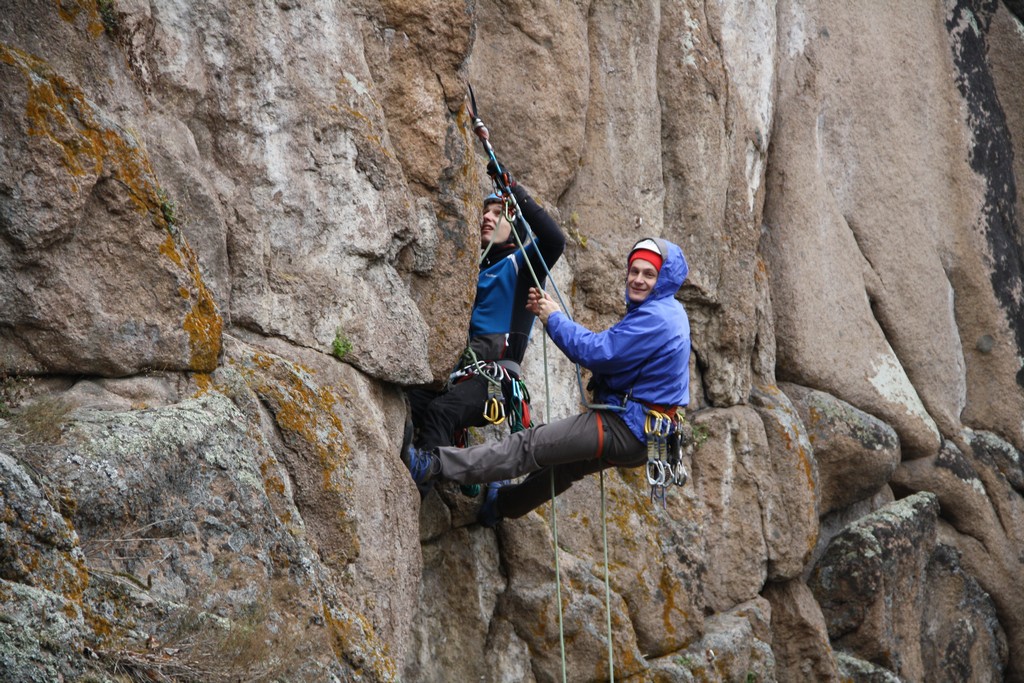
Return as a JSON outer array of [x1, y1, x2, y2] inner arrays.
[[467, 83, 617, 682]]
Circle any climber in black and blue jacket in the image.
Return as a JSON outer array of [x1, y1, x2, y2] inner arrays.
[[407, 171, 565, 454]]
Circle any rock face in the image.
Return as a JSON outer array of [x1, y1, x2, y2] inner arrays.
[[763, 579, 841, 682], [893, 434, 1024, 681], [780, 382, 900, 517], [2, 338, 419, 680], [1, 1, 1023, 682], [0, 42, 222, 376], [809, 493, 1008, 681], [764, 0, 971, 459]]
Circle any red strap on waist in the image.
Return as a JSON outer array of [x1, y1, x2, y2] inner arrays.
[[638, 400, 679, 419]]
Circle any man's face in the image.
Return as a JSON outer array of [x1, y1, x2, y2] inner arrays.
[[481, 201, 512, 248], [626, 258, 659, 304]]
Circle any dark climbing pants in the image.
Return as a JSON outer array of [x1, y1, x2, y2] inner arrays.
[[407, 375, 491, 451], [436, 410, 646, 519]]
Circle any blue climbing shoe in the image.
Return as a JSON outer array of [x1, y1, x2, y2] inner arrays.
[[477, 480, 508, 528], [402, 445, 439, 496]]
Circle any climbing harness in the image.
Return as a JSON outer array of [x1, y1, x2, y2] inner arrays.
[[447, 358, 532, 432], [447, 356, 532, 497], [643, 408, 689, 506]]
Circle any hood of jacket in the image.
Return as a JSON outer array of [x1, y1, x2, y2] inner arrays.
[[624, 237, 688, 309]]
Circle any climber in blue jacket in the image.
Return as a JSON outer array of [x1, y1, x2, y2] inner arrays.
[[404, 237, 691, 524]]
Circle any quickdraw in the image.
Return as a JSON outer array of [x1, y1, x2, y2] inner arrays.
[[484, 379, 506, 425], [643, 409, 689, 507]]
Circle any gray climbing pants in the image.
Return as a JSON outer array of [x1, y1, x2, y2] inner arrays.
[[436, 410, 646, 519]]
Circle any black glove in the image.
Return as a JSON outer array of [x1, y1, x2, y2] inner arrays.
[[486, 159, 516, 190]]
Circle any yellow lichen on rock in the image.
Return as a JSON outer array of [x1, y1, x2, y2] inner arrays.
[[181, 261, 223, 372], [226, 351, 360, 565], [5, 43, 152, 204], [54, 0, 106, 37], [322, 602, 398, 681], [2, 41, 223, 372]]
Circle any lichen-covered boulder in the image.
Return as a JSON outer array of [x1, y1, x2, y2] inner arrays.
[[810, 491, 1007, 681], [780, 382, 900, 516], [893, 432, 1024, 680], [2, 358, 418, 680], [810, 493, 938, 679], [57, 392, 392, 678]]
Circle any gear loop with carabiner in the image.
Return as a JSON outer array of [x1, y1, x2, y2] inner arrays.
[[643, 407, 690, 507]]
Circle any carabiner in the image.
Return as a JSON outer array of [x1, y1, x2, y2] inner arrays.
[[672, 462, 689, 487], [503, 196, 516, 224], [644, 412, 659, 436], [646, 459, 663, 487], [484, 397, 506, 425]]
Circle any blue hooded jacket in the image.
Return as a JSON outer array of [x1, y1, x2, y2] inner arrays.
[[545, 238, 691, 442]]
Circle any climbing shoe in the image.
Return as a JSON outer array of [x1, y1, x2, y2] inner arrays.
[[402, 445, 439, 496], [477, 480, 508, 528]]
